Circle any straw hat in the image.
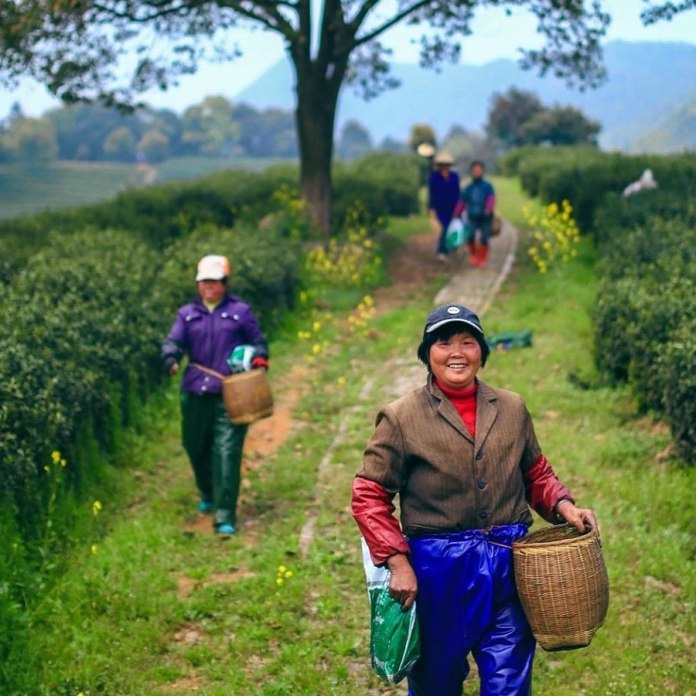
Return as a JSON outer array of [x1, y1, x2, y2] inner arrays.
[[434, 150, 454, 166]]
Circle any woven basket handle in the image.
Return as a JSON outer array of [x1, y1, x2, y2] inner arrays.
[[190, 362, 226, 380]]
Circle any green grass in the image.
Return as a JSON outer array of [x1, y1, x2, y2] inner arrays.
[[0, 157, 295, 220], [4, 199, 695, 695]]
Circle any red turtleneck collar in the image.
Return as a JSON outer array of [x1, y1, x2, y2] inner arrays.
[[435, 379, 478, 438]]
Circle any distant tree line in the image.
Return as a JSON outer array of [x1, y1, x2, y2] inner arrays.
[[0, 97, 409, 166], [0, 96, 301, 164], [406, 87, 601, 175], [0, 86, 599, 168]]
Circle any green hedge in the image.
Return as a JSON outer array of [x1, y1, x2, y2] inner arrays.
[[0, 224, 299, 539], [504, 146, 696, 233], [591, 181, 696, 464], [0, 154, 420, 283], [660, 320, 696, 463], [505, 146, 696, 463]]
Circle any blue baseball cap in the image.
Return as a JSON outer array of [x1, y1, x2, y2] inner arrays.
[[418, 304, 489, 367], [424, 304, 485, 337]]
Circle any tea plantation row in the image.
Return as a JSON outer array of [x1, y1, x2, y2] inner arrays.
[[0, 152, 421, 678], [505, 147, 696, 463]]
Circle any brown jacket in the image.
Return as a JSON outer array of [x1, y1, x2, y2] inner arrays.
[[357, 377, 554, 537]]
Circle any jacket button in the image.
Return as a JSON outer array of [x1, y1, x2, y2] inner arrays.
[[476, 451, 483, 461], [201, 386, 207, 392], [478, 509, 488, 519], [478, 479, 487, 489]]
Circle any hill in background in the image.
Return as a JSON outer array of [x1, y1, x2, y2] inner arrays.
[[633, 94, 696, 152], [235, 41, 696, 152]]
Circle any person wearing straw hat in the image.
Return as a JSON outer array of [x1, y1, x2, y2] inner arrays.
[[161, 254, 269, 537], [428, 150, 460, 263], [352, 303, 597, 695]]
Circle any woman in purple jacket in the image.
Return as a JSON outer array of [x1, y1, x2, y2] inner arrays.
[[162, 255, 269, 537]]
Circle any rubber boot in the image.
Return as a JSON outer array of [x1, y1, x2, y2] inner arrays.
[[467, 241, 478, 267], [478, 244, 489, 269]]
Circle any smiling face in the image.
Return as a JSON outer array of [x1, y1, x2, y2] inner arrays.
[[429, 330, 482, 390]]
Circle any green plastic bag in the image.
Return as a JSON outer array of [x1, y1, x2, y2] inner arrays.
[[361, 539, 421, 684], [227, 344, 256, 372], [445, 217, 466, 251]]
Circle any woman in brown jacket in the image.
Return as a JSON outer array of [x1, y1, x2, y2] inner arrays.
[[352, 303, 597, 696]]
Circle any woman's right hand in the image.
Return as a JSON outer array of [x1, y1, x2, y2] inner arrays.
[[386, 553, 418, 609]]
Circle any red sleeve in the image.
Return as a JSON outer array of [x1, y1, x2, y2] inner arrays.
[[453, 200, 465, 218], [484, 193, 496, 215], [523, 454, 574, 523], [351, 476, 410, 566]]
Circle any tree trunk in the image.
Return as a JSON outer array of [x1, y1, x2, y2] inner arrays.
[[292, 57, 345, 235]]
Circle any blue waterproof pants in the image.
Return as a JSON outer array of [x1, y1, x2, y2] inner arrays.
[[407, 525, 535, 696]]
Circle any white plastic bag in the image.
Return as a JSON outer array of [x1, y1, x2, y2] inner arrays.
[[445, 217, 466, 251]]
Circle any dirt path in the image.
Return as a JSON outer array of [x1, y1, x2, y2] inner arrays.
[[183, 221, 518, 542], [169, 220, 520, 694], [297, 221, 519, 556]]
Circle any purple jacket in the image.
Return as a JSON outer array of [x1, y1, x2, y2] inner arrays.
[[428, 169, 461, 226], [162, 293, 268, 395]]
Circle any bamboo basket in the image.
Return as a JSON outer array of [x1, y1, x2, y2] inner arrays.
[[222, 369, 274, 425], [512, 524, 609, 651]]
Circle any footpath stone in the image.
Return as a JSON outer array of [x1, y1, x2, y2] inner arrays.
[[434, 218, 518, 314]]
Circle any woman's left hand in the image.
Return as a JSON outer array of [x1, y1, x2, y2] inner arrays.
[[556, 500, 598, 533]]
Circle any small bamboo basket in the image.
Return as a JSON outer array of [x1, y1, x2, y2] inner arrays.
[[222, 369, 274, 425], [512, 524, 609, 651]]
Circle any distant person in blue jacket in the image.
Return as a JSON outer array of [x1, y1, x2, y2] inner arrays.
[[455, 161, 496, 268], [427, 151, 460, 263]]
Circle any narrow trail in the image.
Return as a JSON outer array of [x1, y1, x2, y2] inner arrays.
[[297, 220, 519, 558], [181, 220, 519, 550]]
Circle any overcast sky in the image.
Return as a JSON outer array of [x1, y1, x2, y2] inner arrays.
[[2, 1, 695, 118]]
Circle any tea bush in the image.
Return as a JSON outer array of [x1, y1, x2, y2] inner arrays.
[[504, 147, 696, 233], [0, 153, 420, 282], [157, 222, 301, 331], [0, 223, 299, 539], [333, 152, 420, 230], [592, 183, 696, 464], [0, 152, 416, 545], [661, 320, 696, 463], [506, 146, 696, 462]]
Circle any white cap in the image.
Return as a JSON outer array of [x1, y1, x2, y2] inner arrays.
[[196, 255, 230, 281]]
